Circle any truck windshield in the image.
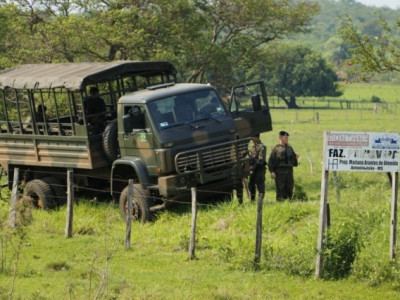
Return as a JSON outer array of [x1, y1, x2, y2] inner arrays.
[[148, 89, 228, 130]]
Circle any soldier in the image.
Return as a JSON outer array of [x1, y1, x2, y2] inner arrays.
[[36, 104, 49, 122], [248, 133, 267, 202], [84, 86, 107, 134], [268, 131, 299, 201]]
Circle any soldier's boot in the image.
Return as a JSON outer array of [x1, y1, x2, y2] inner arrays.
[[250, 194, 255, 202], [238, 197, 243, 205], [258, 193, 264, 202]]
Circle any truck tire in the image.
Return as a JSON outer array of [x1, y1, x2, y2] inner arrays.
[[42, 177, 66, 206], [119, 184, 151, 223], [103, 121, 119, 162], [23, 179, 55, 209]]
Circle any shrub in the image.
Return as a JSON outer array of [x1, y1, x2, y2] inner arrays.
[[292, 184, 308, 201], [370, 95, 381, 103], [323, 221, 363, 280]]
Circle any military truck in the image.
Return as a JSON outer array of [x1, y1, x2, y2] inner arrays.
[[0, 61, 272, 222]]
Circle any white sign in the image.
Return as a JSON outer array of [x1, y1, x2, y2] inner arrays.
[[324, 131, 399, 172]]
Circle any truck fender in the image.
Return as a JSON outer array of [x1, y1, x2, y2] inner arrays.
[[111, 156, 151, 194]]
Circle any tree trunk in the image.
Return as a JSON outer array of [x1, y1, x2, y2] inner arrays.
[[280, 96, 299, 109], [288, 96, 299, 109]]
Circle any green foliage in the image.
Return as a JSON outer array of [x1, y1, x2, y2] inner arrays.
[[0, 0, 319, 87], [46, 261, 70, 271], [340, 82, 400, 102], [323, 222, 363, 280], [0, 103, 399, 297], [339, 14, 400, 80], [292, 184, 308, 201], [249, 44, 342, 108], [370, 95, 381, 103], [291, 0, 400, 70]]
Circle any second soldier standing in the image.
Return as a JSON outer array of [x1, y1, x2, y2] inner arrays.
[[268, 131, 299, 201], [249, 133, 267, 202]]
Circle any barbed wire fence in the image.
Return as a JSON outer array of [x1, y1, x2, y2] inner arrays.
[[1, 167, 266, 262], [270, 101, 399, 123]]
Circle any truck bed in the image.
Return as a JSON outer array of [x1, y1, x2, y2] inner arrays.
[[0, 133, 109, 172]]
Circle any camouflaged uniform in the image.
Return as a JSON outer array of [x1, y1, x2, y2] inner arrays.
[[249, 140, 267, 201], [268, 144, 298, 201]]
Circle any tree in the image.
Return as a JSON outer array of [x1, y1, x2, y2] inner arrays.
[[0, 4, 31, 69], [0, 0, 320, 86], [339, 15, 400, 80], [249, 44, 342, 108]]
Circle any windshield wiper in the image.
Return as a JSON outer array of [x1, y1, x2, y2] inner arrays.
[[160, 122, 197, 130], [160, 122, 184, 130]]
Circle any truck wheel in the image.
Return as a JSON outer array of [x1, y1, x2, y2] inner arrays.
[[103, 121, 119, 162], [42, 177, 66, 206], [119, 184, 151, 223], [23, 179, 55, 209]]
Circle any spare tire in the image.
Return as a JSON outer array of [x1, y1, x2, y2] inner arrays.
[[23, 179, 55, 209], [102, 121, 120, 162]]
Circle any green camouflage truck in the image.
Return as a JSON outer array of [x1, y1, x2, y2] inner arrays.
[[0, 62, 272, 222]]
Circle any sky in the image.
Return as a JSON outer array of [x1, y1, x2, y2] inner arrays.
[[356, 0, 400, 9]]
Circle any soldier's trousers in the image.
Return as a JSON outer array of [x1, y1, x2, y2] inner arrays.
[[233, 177, 243, 203], [275, 167, 294, 201], [249, 167, 265, 200]]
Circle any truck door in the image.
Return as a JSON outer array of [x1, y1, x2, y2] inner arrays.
[[120, 105, 157, 172], [229, 80, 272, 138]]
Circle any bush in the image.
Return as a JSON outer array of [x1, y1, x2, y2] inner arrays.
[[292, 184, 308, 201], [323, 221, 363, 280], [370, 95, 381, 103]]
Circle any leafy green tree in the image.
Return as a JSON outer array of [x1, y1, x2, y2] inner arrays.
[[187, 0, 320, 85], [0, 0, 320, 86], [249, 44, 342, 108], [0, 4, 31, 69], [339, 15, 400, 80]]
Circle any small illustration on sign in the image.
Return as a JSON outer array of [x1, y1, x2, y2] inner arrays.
[[373, 135, 398, 150]]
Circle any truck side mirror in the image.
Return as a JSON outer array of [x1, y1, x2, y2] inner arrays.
[[251, 93, 262, 111]]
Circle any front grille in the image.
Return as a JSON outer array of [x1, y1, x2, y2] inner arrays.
[[175, 138, 250, 174]]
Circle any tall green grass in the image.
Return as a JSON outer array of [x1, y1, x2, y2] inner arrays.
[[340, 82, 400, 103], [0, 108, 399, 298], [270, 82, 400, 109]]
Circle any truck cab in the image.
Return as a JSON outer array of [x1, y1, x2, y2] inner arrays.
[[112, 81, 272, 221]]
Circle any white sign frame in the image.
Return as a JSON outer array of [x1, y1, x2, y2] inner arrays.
[[325, 131, 399, 173]]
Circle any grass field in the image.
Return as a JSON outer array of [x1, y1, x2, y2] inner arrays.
[[270, 82, 400, 110], [0, 108, 400, 299], [339, 82, 400, 103]]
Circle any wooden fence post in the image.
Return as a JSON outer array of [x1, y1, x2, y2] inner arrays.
[[316, 132, 329, 279], [65, 169, 74, 238], [316, 169, 329, 278], [125, 179, 134, 249], [254, 194, 263, 264], [9, 168, 19, 228], [305, 152, 314, 174], [390, 172, 399, 260], [189, 187, 197, 260]]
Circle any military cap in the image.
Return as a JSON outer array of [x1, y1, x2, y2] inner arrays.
[[279, 130, 289, 136], [253, 133, 260, 138]]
